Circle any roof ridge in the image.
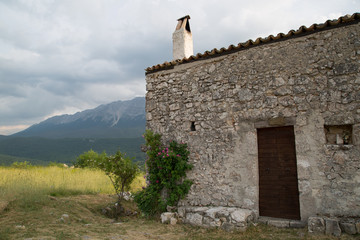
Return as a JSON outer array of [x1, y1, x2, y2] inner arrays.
[[146, 13, 360, 74]]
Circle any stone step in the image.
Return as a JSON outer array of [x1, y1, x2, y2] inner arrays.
[[258, 216, 306, 228]]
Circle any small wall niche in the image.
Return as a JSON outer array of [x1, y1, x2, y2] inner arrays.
[[324, 125, 352, 145], [190, 121, 196, 131]]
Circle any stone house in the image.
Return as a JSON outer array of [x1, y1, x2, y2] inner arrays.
[[145, 14, 360, 231]]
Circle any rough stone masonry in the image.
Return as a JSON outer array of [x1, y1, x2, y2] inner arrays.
[[145, 14, 360, 232]]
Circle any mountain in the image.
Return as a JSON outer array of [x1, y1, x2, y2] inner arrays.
[[12, 97, 146, 138]]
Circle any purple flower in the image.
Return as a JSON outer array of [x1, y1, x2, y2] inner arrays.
[[177, 154, 181, 157]]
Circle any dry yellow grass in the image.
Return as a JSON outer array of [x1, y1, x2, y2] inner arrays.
[[0, 166, 113, 202], [0, 166, 146, 203]]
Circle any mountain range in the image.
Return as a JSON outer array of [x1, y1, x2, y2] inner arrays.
[[0, 97, 146, 166], [12, 97, 146, 138]]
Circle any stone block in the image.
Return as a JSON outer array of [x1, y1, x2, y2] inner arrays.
[[230, 209, 254, 223], [267, 219, 290, 228], [289, 221, 306, 228], [170, 217, 178, 225], [210, 218, 222, 228], [193, 207, 209, 212], [186, 213, 203, 226], [325, 218, 341, 237], [204, 207, 226, 219], [355, 221, 360, 233], [216, 209, 231, 218], [178, 207, 186, 218], [308, 217, 325, 234], [340, 222, 357, 235], [221, 222, 235, 232], [258, 218, 268, 224], [203, 216, 212, 226], [161, 212, 175, 224], [203, 216, 221, 228]]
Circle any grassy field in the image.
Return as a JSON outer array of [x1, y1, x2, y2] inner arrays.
[[0, 166, 358, 240]]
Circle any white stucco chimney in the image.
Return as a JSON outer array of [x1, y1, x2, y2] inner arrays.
[[173, 15, 193, 60]]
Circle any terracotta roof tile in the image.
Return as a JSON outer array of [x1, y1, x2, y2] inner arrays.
[[146, 13, 360, 74]]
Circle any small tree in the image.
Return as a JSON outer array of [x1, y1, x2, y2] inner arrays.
[[75, 150, 139, 203], [98, 151, 139, 202]]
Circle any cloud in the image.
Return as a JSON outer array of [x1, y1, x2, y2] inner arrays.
[[0, 0, 359, 134]]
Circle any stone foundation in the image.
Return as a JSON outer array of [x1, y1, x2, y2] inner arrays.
[[308, 216, 360, 236], [161, 210, 360, 237], [178, 206, 256, 231]]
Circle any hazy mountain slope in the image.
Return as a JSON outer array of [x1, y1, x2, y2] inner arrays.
[[12, 97, 145, 138], [0, 153, 48, 166], [0, 137, 145, 165]]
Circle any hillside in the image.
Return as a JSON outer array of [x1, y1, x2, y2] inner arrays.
[[0, 137, 145, 166], [12, 97, 145, 139], [0, 153, 48, 166]]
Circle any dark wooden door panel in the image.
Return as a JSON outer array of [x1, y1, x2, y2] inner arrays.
[[258, 126, 300, 220]]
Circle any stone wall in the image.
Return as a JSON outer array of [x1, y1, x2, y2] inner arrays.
[[145, 22, 360, 221]]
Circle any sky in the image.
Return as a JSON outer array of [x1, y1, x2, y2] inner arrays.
[[0, 0, 359, 135]]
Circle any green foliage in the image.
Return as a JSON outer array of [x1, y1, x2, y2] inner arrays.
[[74, 150, 106, 168], [11, 161, 32, 169], [74, 150, 139, 202], [134, 130, 193, 216], [98, 151, 139, 202]]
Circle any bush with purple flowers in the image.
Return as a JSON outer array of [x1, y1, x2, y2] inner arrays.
[[134, 130, 193, 216]]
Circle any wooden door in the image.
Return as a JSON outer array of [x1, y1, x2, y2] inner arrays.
[[257, 126, 300, 220]]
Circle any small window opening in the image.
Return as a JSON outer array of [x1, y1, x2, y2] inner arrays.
[[190, 121, 196, 131], [324, 125, 352, 145]]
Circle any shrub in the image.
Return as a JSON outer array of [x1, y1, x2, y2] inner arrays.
[[11, 161, 32, 169], [74, 150, 139, 203], [134, 130, 193, 216], [74, 150, 106, 168], [98, 151, 139, 202]]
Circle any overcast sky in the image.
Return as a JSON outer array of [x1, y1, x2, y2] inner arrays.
[[0, 0, 359, 135]]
